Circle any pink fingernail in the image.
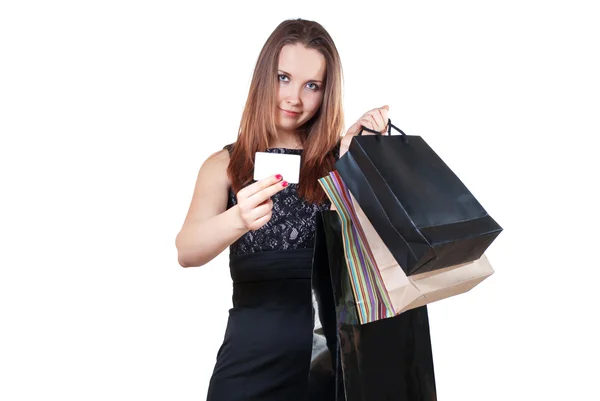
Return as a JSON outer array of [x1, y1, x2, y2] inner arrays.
[[275, 174, 283, 180], [281, 181, 289, 187]]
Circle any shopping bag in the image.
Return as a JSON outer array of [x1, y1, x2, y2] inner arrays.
[[308, 221, 347, 401], [319, 171, 494, 321], [311, 211, 437, 401], [318, 171, 395, 324], [335, 120, 503, 275]]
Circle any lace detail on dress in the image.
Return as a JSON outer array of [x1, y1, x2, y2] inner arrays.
[[223, 145, 338, 255]]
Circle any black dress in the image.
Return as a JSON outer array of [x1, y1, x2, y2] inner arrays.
[[206, 147, 334, 401]]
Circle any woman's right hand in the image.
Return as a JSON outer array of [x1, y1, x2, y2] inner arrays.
[[236, 174, 288, 231]]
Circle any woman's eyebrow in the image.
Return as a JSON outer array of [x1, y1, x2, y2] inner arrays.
[[278, 69, 323, 83]]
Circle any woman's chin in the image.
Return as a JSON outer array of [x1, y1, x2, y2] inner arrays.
[[275, 122, 301, 133]]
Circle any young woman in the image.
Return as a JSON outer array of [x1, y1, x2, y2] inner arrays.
[[176, 18, 389, 401]]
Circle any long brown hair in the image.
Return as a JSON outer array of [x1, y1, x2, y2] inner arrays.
[[226, 18, 344, 205]]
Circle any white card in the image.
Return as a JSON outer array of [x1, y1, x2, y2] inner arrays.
[[253, 152, 301, 184]]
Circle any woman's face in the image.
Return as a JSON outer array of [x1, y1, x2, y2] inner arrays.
[[275, 43, 326, 135]]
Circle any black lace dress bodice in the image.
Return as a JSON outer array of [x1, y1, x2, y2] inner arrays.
[[224, 146, 335, 255]]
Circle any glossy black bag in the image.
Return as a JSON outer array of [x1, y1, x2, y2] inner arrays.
[[310, 211, 437, 401], [335, 121, 503, 276]]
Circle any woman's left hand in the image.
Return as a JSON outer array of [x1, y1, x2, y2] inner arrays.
[[340, 105, 390, 156]]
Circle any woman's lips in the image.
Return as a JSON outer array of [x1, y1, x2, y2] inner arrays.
[[280, 108, 301, 117]]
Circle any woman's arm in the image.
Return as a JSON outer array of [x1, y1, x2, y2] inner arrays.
[[175, 149, 248, 268]]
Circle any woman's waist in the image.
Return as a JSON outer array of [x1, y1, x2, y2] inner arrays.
[[228, 248, 315, 308], [231, 279, 313, 308], [229, 248, 314, 284]]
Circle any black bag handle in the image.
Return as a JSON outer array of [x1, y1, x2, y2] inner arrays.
[[358, 118, 409, 142]]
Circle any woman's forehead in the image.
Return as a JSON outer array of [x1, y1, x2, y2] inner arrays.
[[278, 44, 325, 81]]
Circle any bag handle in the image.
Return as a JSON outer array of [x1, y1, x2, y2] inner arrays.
[[358, 118, 409, 142]]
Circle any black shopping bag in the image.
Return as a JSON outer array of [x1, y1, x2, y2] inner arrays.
[[308, 210, 346, 401], [311, 211, 437, 401], [335, 120, 503, 275]]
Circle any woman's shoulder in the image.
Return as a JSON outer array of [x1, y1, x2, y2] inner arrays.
[[199, 145, 232, 185], [205, 145, 231, 165]]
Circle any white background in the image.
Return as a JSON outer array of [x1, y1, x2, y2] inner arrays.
[[1, 1, 599, 400]]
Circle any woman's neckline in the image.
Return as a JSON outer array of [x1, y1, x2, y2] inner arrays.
[[265, 147, 303, 152]]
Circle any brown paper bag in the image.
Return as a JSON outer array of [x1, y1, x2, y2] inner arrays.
[[350, 193, 494, 314]]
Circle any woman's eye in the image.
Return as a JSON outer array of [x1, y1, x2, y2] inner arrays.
[[278, 74, 289, 82], [306, 82, 319, 90]]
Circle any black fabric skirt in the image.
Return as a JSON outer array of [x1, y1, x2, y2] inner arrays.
[[206, 248, 316, 401]]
